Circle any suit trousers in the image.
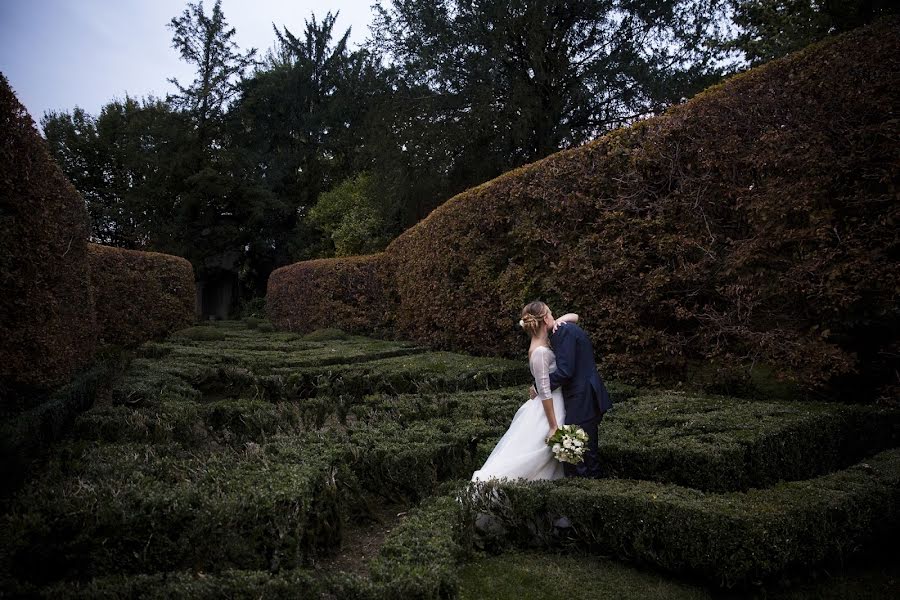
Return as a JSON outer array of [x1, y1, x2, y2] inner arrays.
[[563, 413, 603, 479]]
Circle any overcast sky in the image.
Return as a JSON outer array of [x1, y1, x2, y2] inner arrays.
[[0, 0, 376, 125]]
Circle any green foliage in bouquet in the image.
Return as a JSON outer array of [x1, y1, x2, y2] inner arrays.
[[547, 425, 590, 464]]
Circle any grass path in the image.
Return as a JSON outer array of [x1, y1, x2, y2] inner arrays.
[[459, 549, 900, 600]]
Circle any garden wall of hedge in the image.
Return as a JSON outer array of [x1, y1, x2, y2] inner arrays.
[[0, 74, 97, 392], [87, 243, 195, 347], [267, 20, 900, 395], [267, 254, 392, 335]]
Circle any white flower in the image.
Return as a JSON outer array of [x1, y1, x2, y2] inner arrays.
[[552, 444, 561, 453]]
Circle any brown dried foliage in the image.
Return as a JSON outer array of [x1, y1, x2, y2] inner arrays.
[[87, 243, 196, 348], [267, 254, 393, 335], [0, 73, 98, 392], [268, 20, 900, 395]]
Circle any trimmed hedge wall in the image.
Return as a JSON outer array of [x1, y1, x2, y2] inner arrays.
[[473, 448, 900, 588], [266, 20, 900, 395], [267, 254, 392, 335], [87, 243, 196, 348], [0, 74, 97, 392]]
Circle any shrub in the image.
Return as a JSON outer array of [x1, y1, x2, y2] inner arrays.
[[348, 419, 496, 501], [370, 495, 472, 599], [2, 441, 356, 583], [88, 243, 196, 348], [352, 382, 638, 428], [172, 326, 227, 341], [266, 20, 900, 397], [597, 393, 900, 491], [309, 172, 390, 257], [267, 253, 393, 336], [0, 74, 97, 391], [474, 448, 900, 587], [283, 352, 528, 398], [237, 296, 267, 319], [303, 328, 354, 341], [0, 349, 127, 497]]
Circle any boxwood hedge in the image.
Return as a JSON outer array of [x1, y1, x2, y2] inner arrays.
[[471, 448, 900, 588], [1, 441, 357, 583], [598, 393, 900, 491]]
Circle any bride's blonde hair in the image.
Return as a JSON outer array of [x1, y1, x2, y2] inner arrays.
[[520, 301, 549, 338]]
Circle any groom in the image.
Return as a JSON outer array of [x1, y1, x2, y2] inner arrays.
[[544, 310, 611, 478]]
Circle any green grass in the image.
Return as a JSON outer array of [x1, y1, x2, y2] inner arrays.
[[459, 551, 711, 600], [24, 569, 372, 599], [458, 548, 900, 600]]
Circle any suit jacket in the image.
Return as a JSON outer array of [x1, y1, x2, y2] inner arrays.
[[548, 323, 611, 425]]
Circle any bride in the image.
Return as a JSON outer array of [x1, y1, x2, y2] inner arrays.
[[471, 301, 578, 482]]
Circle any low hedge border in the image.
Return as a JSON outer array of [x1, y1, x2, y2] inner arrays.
[[598, 393, 900, 491], [14, 493, 470, 600], [1, 441, 359, 584], [471, 448, 900, 588], [0, 348, 128, 499], [112, 342, 516, 408], [281, 352, 528, 398], [81, 381, 900, 497], [369, 494, 473, 599], [351, 382, 639, 427], [346, 419, 498, 501]]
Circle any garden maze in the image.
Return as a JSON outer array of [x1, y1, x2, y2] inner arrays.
[[2, 321, 898, 598]]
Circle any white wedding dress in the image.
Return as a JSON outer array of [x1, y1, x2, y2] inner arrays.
[[471, 345, 566, 482]]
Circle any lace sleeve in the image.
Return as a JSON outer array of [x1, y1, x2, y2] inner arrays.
[[529, 348, 553, 401]]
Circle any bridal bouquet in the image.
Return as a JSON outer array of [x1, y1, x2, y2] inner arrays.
[[547, 425, 589, 464]]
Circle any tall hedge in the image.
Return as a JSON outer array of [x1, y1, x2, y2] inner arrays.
[[267, 20, 900, 394], [87, 243, 196, 347], [267, 254, 392, 335], [0, 74, 97, 392]]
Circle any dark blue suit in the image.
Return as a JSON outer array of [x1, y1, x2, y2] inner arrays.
[[548, 323, 611, 478]]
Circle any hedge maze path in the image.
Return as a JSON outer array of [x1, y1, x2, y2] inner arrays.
[[1, 320, 898, 598]]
